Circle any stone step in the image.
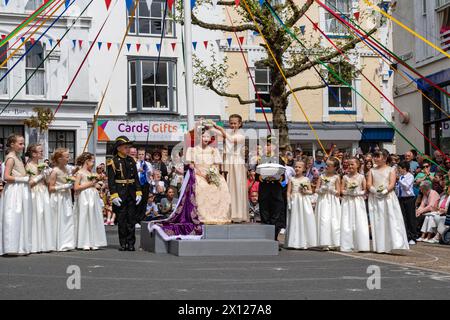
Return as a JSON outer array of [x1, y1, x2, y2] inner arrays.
[[140, 222, 169, 254], [169, 239, 279, 257], [204, 224, 275, 240]]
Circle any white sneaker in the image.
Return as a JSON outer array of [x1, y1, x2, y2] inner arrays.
[[279, 228, 286, 235], [135, 223, 141, 229], [409, 240, 416, 245], [416, 238, 425, 242]]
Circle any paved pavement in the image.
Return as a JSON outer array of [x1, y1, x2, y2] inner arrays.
[[1, 226, 450, 300]]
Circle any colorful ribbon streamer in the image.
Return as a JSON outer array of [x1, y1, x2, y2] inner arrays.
[[0, 0, 94, 117], [364, 0, 450, 59]]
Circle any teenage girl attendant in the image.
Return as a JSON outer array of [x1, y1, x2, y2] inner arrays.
[[340, 158, 370, 252], [367, 150, 409, 253], [213, 115, 249, 223], [49, 148, 75, 252], [315, 157, 341, 249], [26, 144, 55, 253], [285, 161, 317, 249], [0, 134, 32, 256], [73, 152, 107, 250]]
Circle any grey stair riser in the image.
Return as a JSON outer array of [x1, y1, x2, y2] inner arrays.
[[169, 240, 279, 256], [204, 225, 275, 240], [140, 222, 169, 254]]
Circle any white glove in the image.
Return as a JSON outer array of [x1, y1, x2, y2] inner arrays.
[[32, 174, 44, 184], [356, 191, 366, 197], [112, 197, 122, 207], [136, 195, 142, 205], [55, 183, 72, 191], [369, 186, 377, 194], [287, 199, 292, 211], [15, 176, 30, 183]]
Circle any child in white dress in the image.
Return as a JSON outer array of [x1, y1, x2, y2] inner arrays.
[[49, 148, 75, 252], [340, 158, 370, 252], [74, 152, 107, 250], [367, 149, 409, 253], [26, 144, 54, 253], [0, 134, 32, 256], [285, 161, 317, 249], [315, 157, 341, 250]]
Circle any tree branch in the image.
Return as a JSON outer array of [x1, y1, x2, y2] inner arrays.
[[285, 28, 377, 78], [286, 0, 314, 28], [207, 80, 270, 107], [283, 83, 327, 99], [192, 12, 257, 32]]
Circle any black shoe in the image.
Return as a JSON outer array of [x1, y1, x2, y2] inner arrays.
[[118, 245, 127, 251], [127, 246, 135, 252]]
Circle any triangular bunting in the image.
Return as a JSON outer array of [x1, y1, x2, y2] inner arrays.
[[49, 39, 53, 47], [238, 36, 245, 45], [168, 0, 174, 10], [353, 12, 360, 21], [107, 42, 112, 50], [235, 0, 240, 6], [126, 43, 131, 51], [136, 43, 141, 52], [146, 44, 151, 52], [72, 39, 77, 48], [5, 0, 9, 6], [227, 38, 232, 47], [259, 0, 264, 5], [313, 22, 319, 31], [156, 43, 161, 52], [78, 40, 83, 48], [171, 42, 176, 51], [125, 0, 134, 13], [192, 41, 197, 50], [215, 39, 221, 47], [98, 42, 103, 50], [300, 25, 305, 35], [65, 0, 70, 9], [203, 40, 208, 49], [388, 70, 393, 77], [105, 0, 112, 10]]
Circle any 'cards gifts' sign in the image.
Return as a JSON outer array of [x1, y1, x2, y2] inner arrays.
[[97, 120, 188, 142]]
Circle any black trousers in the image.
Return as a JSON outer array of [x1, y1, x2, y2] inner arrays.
[[113, 195, 137, 248], [399, 196, 417, 241], [136, 183, 150, 223], [259, 182, 285, 240]]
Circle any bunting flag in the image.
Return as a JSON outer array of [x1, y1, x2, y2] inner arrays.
[[98, 41, 103, 50], [125, 0, 133, 13], [215, 39, 221, 47], [388, 70, 394, 77], [379, 1, 390, 13], [30, 38, 35, 45], [312, 22, 318, 31], [72, 39, 76, 48], [259, 0, 264, 5], [145, 0, 153, 10], [191, 0, 196, 9], [21, 37, 25, 43], [78, 39, 83, 48], [353, 11, 360, 21], [5, 0, 9, 6], [203, 40, 208, 49], [49, 39, 53, 47], [171, 42, 176, 51], [168, 0, 174, 10], [65, 0, 70, 8], [239, 36, 245, 45], [136, 43, 141, 52], [299, 25, 306, 35], [227, 37, 232, 47], [192, 41, 197, 50], [105, 0, 112, 10], [107, 42, 112, 50], [146, 43, 151, 52], [57, 39, 61, 47], [235, 0, 240, 6], [126, 43, 131, 51], [156, 43, 161, 52]]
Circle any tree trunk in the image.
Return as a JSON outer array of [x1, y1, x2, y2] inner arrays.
[[270, 66, 290, 151]]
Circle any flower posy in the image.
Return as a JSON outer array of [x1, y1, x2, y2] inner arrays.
[[206, 167, 221, 187], [377, 185, 385, 193], [87, 174, 98, 181], [348, 182, 358, 190], [26, 169, 35, 176], [300, 182, 310, 190], [37, 163, 48, 171], [321, 176, 330, 184], [65, 176, 76, 184]]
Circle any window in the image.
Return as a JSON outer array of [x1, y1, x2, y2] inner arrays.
[[439, 6, 450, 51], [129, 1, 175, 37], [128, 59, 177, 112], [48, 130, 76, 161], [25, 41, 45, 96], [25, 0, 43, 10], [254, 67, 272, 113], [0, 126, 24, 161], [422, 0, 427, 15], [442, 84, 450, 114], [437, 0, 450, 11], [327, 62, 355, 113], [0, 42, 8, 95], [324, 0, 351, 35]]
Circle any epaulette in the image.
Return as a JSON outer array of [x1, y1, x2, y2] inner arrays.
[[107, 158, 116, 172]]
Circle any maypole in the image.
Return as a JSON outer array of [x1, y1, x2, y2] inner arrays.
[[184, 0, 195, 130]]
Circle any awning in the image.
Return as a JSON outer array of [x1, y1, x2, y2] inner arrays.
[[361, 128, 395, 142]]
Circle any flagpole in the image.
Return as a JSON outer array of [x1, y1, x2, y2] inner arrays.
[[184, 0, 195, 130]]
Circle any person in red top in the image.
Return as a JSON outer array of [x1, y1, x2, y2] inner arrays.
[[247, 168, 259, 199]]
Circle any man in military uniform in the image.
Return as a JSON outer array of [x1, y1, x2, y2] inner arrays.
[[256, 137, 286, 242], [107, 136, 142, 251]]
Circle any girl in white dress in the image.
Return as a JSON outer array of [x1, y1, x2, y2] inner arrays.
[[49, 148, 75, 252], [367, 150, 409, 253], [285, 161, 317, 249], [73, 152, 107, 250], [315, 157, 341, 250], [26, 144, 55, 253], [340, 158, 370, 252], [0, 134, 32, 256]]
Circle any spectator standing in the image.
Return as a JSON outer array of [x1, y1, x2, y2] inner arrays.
[[405, 151, 419, 174], [396, 161, 417, 245], [249, 191, 260, 223]]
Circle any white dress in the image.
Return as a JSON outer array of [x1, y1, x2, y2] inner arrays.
[[368, 167, 409, 253], [74, 170, 107, 249], [315, 174, 341, 247], [50, 167, 75, 252], [285, 176, 317, 249], [0, 153, 32, 255], [340, 174, 370, 252], [27, 162, 55, 253]]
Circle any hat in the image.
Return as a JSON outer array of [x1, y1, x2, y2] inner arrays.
[[113, 136, 133, 154], [316, 150, 324, 157]]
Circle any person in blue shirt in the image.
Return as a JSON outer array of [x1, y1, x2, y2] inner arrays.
[[313, 150, 327, 173]]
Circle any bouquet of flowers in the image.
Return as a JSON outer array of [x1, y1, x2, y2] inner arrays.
[[26, 169, 36, 176], [87, 174, 99, 181], [300, 182, 310, 192], [205, 167, 221, 187], [321, 176, 330, 185], [65, 176, 76, 184], [377, 185, 385, 193], [347, 182, 358, 191], [37, 163, 48, 172]]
